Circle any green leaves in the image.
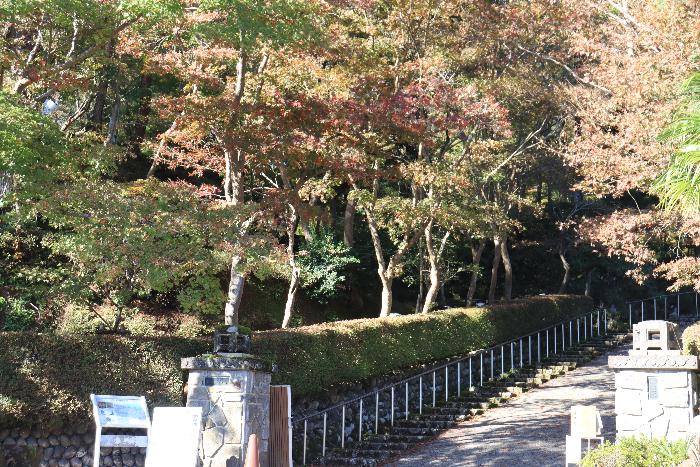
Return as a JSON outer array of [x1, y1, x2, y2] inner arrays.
[[654, 72, 700, 213]]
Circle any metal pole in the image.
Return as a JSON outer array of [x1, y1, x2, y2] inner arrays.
[[665, 296, 668, 320], [419, 377, 423, 415], [341, 405, 345, 448], [480, 352, 483, 386], [457, 362, 461, 398], [322, 412, 327, 456], [577, 318, 580, 342], [528, 335, 532, 364], [491, 349, 494, 380], [511, 341, 514, 370], [405, 382, 409, 420], [537, 332, 541, 362], [570, 321, 573, 346], [391, 386, 394, 426], [584, 315, 587, 339], [501, 345, 504, 376], [375, 392, 379, 433], [554, 326, 557, 354], [604, 310, 607, 333], [359, 398, 363, 440], [641, 301, 645, 321], [519, 338, 523, 367], [629, 303, 632, 329], [303, 420, 307, 465], [469, 357, 473, 390], [546, 328, 549, 358], [597, 309, 600, 336], [654, 298, 657, 320], [562, 323, 566, 351], [432, 371, 436, 407], [445, 366, 449, 401]]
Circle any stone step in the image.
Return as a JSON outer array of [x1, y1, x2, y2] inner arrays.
[[320, 456, 380, 466], [391, 426, 442, 436], [360, 441, 412, 451], [396, 419, 457, 429]]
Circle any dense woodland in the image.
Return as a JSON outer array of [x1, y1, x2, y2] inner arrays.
[[1, 0, 700, 334]]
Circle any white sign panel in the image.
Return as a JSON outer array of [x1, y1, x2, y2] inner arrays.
[[145, 407, 202, 467], [91, 394, 150, 428]]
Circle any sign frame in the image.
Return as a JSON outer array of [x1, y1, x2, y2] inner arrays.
[[90, 394, 151, 467]]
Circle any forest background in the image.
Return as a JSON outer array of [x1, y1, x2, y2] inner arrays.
[[1, 0, 699, 336]]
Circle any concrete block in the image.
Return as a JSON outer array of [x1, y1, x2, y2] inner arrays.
[[660, 388, 689, 408], [661, 372, 689, 389], [616, 372, 646, 390], [616, 391, 642, 415]]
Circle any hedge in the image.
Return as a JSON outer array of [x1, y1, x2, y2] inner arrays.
[[682, 321, 700, 355], [0, 334, 209, 430], [254, 294, 593, 395], [0, 294, 591, 430]]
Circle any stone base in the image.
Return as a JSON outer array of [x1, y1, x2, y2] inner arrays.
[[183, 355, 271, 467]]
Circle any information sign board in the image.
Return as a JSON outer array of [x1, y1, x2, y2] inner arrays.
[[145, 407, 202, 467], [90, 394, 151, 467]]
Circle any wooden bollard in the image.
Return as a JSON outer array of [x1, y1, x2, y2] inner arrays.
[[244, 433, 259, 467]]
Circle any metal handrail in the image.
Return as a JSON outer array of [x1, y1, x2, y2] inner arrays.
[[624, 291, 700, 329], [292, 307, 608, 464]]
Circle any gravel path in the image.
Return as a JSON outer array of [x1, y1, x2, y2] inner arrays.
[[387, 344, 629, 467]]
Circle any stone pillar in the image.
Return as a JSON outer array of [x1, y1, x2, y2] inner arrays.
[[182, 355, 271, 467], [609, 354, 699, 441]]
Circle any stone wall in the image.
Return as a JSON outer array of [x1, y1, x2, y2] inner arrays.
[[0, 428, 146, 467], [609, 354, 699, 441]]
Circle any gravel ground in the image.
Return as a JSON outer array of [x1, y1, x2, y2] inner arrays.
[[387, 344, 629, 467]]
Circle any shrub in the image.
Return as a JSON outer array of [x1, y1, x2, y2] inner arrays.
[[580, 436, 688, 467], [254, 294, 593, 395], [0, 298, 36, 331], [0, 333, 209, 430], [682, 320, 700, 355]]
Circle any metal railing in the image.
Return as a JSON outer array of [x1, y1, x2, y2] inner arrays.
[[625, 291, 699, 330], [291, 308, 608, 465]]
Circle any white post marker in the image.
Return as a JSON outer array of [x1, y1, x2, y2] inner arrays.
[[90, 395, 151, 467], [145, 407, 202, 467], [565, 405, 603, 465]]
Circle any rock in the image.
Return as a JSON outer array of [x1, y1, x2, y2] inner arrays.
[[70, 435, 82, 446], [64, 446, 77, 459], [48, 460, 59, 467], [75, 448, 87, 458], [135, 455, 145, 467], [82, 456, 93, 466], [122, 452, 135, 466], [49, 436, 60, 446], [2, 437, 16, 447], [16, 437, 27, 447], [70, 458, 83, 467], [103, 456, 114, 466], [39, 438, 50, 448], [43, 447, 55, 460], [19, 429, 30, 438], [53, 446, 65, 459], [58, 459, 70, 467], [27, 437, 38, 448], [60, 435, 71, 447]]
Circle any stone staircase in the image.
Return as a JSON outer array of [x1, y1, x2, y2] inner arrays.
[[319, 332, 630, 466]]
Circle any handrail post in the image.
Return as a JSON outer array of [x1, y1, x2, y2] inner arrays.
[[562, 323, 566, 351], [445, 366, 449, 401], [419, 377, 423, 415], [628, 303, 632, 329], [432, 371, 436, 407], [322, 412, 327, 456], [501, 345, 505, 377], [519, 338, 523, 368], [303, 420, 307, 465], [490, 349, 494, 380], [569, 320, 572, 346], [391, 386, 395, 426], [597, 309, 600, 336], [528, 335, 532, 365], [641, 301, 645, 321], [577, 318, 580, 342], [375, 392, 379, 433], [469, 356, 473, 390], [480, 352, 484, 386], [554, 326, 557, 355], [546, 329, 549, 358], [405, 381, 409, 420], [510, 341, 514, 370], [359, 398, 363, 440], [341, 405, 346, 449], [654, 298, 657, 320], [537, 332, 541, 363], [457, 361, 461, 398]]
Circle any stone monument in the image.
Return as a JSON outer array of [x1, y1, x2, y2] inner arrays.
[[608, 320, 699, 441], [182, 326, 271, 467]]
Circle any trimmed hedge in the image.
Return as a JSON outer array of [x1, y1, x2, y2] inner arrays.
[[254, 294, 593, 395], [0, 295, 591, 429], [580, 436, 687, 467], [682, 321, 700, 355], [0, 334, 209, 430]]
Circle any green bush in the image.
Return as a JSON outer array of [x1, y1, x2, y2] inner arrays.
[[0, 295, 591, 430], [581, 436, 688, 467], [682, 320, 700, 355], [254, 294, 593, 395], [0, 298, 36, 331], [0, 333, 209, 430]]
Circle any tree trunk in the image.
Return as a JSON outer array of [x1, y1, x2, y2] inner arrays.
[[282, 205, 300, 328], [223, 144, 245, 205], [415, 238, 424, 313], [92, 77, 109, 127], [500, 235, 513, 301], [104, 74, 121, 145], [558, 234, 570, 294], [488, 236, 502, 303], [131, 74, 151, 156], [466, 240, 486, 306], [422, 223, 439, 314], [343, 196, 356, 248], [224, 255, 245, 326], [585, 268, 595, 297], [379, 274, 393, 318]]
